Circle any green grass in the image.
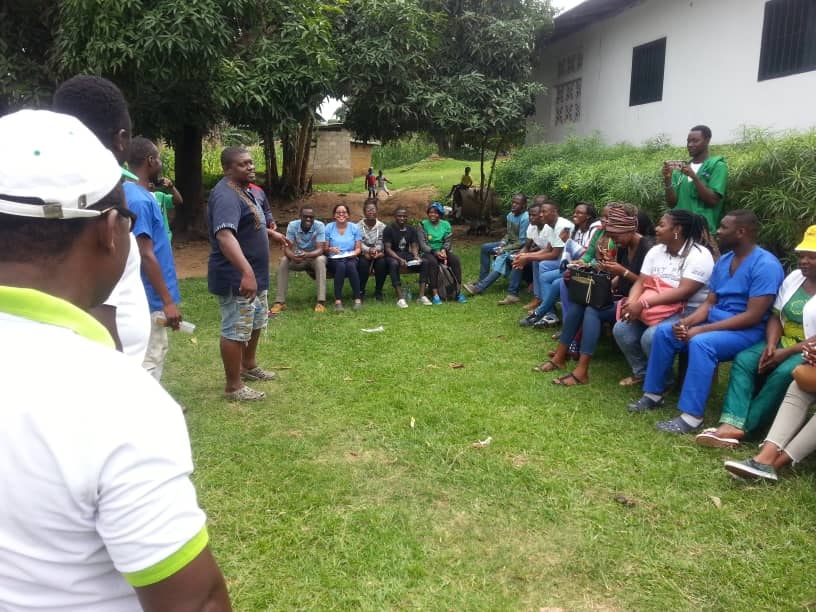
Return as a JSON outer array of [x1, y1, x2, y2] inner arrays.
[[165, 247, 816, 609], [313, 157, 485, 196]]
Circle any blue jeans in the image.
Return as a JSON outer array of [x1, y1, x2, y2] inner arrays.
[[479, 242, 502, 280], [612, 311, 685, 378], [533, 267, 564, 317], [559, 300, 617, 355], [559, 277, 573, 319], [643, 322, 765, 417]]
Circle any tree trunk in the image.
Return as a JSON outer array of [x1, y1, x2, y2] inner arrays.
[[296, 116, 313, 193], [262, 129, 278, 195], [278, 130, 298, 198], [478, 137, 487, 217], [172, 124, 204, 239]]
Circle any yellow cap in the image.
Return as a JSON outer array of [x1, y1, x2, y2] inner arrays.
[[795, 225, 816, 252]]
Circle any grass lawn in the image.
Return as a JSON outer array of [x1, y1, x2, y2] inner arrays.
[[313, 157, 486, 195], [167, 246, 816, 610]]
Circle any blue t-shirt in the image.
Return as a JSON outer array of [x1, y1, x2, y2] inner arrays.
[[123, 182, 180, 312], [325, 222, 361, 256], [286, 219, 326, 252], [207, 178, 270, 296], [708, 246, 784, 333]]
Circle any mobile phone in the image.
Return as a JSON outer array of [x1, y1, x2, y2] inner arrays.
[[665, 160, 686, 171]]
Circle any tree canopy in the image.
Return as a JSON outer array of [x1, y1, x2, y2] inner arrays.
[[1, 0, 553, 229]]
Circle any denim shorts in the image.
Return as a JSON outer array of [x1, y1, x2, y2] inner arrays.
[[218, 290, 268, 342]]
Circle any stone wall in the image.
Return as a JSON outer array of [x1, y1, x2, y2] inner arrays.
[[350, 142, 375, 178], [310, 125, 352, 184]]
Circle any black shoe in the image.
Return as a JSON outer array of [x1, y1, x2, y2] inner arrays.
[[519, 313, 542, 328], [627, 395, 664, 412]]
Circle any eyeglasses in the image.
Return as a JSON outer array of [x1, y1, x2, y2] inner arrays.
[[99, 206, 137, 231]]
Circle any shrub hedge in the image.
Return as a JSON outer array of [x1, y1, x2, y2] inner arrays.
[[495, 131, 816, 263]]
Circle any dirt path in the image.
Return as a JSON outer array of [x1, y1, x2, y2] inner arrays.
[[173, 187, 484, 279]]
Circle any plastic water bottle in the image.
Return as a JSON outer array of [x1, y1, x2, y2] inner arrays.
[[405, 286, 413, 301], [153, 312, 196, 334]]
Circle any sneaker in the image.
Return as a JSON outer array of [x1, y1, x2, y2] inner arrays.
[[463, 282, 479, 295], [241, 366, 276, 381], [269, 302, 286, 315], [456, 294, 467, 303], [627, 395, 664, 412], [396, 298, 408, 308], [417, 296, 432, 306], [353, 301, 363, 311], [374, 293, 384, 301], [656, 416, 701, 435], [497, 294, 520, 305], [724, 458, 779, 482], [334, 302, 344, 312], [542, 313, 560, 326], [314, 303, 326, 313], [519, 313, 542, 328], [432, 295, 443, 305], [224, 385, 265, 402]]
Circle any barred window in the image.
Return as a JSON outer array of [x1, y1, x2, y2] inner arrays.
[[758, 0, 816, 81], [557, 52, 583, 78], [554, 78, 582, 126], [629, 37, 666, 106]]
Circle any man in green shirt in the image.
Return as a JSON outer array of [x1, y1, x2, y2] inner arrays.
[[663, 125, 727, 234], [151, 176, 182, 241]]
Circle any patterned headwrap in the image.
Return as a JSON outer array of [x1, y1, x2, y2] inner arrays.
[[428, 201, 445, 215], [605, 207, 638, 233]]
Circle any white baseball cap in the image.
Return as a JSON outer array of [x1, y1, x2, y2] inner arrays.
[[0, 109, 124, 219]]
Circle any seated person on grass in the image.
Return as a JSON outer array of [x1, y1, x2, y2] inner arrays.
[[515, 198, 573, 322], [534, 204, 653, 387], [325, 203, 363, 312], [613, 210, 714, 388], [357, 199, 388, 301], [271, 206, 328, 314], [627, 210, 784, 435], [417, 202, 466, 305], [463, 193, 529, 304], [696, 226, 816, 449], [724, 346, 816, 482], [384, 206, 422, 309]]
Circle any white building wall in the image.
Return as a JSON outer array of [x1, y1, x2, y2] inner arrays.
[[529, 0, 816, 145]]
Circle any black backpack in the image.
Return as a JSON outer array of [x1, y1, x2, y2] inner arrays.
[[435, 262, 460, 301]]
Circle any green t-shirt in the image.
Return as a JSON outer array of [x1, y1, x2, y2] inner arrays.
[[672, 155, 728, 233], [152, 191, 174, 242], [580, 228, 616, 265], [779, 284, 809, 347], [421, 219, 451, 251]]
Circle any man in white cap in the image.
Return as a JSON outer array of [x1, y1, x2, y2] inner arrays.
[[0, 110, 230, 610]]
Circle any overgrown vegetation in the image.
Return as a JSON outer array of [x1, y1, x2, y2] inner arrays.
[[371, 135, 437, 170], [495, 130, 816, 261]]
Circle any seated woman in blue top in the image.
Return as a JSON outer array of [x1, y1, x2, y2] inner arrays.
[[325, 203, 363, 312]]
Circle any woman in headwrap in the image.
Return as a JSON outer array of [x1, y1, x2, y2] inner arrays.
[[533, 202, 654, 385], [417, 202, 466, 305]]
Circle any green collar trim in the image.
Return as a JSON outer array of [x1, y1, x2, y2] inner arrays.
[[0, 286, 114, 348]]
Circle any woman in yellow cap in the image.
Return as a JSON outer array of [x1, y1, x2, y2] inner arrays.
[[696, 225, 816, 448]]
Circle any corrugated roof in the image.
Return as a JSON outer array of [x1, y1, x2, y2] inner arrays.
[[549, 0, 637, 43]]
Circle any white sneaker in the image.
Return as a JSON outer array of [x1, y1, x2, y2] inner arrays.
[[417, 296, 432, 306], [396, 298, 408, 309]]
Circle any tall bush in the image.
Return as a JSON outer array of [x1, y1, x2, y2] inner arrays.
[[495, 132, 816, 262]]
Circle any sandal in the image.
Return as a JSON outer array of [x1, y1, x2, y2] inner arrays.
[[618, 375, 645, 387], [552, 372, 587, 386], [224, 385, 266, 401], [241, 366, 277, 381], [532, 360, 562, 373]]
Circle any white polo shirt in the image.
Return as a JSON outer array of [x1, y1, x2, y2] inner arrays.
[[104, 233, 151, 362], [0, 288, 206, 611], [528, 216, 574, 250], [639, 242, 715, 309]]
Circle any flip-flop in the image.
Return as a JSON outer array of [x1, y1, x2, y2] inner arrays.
[[552, 372, 586, 386], [532, 360, 562, 373], [619, 375, 645, 387], [695, 428, 740, 449]]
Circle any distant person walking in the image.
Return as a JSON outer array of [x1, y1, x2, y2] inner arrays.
[[376, 170, 391, 196]]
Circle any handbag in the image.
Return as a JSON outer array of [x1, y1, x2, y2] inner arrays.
[[617, 275, 684, 326], [567, 266, 613, 309], [792, 363, 816, 393]]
